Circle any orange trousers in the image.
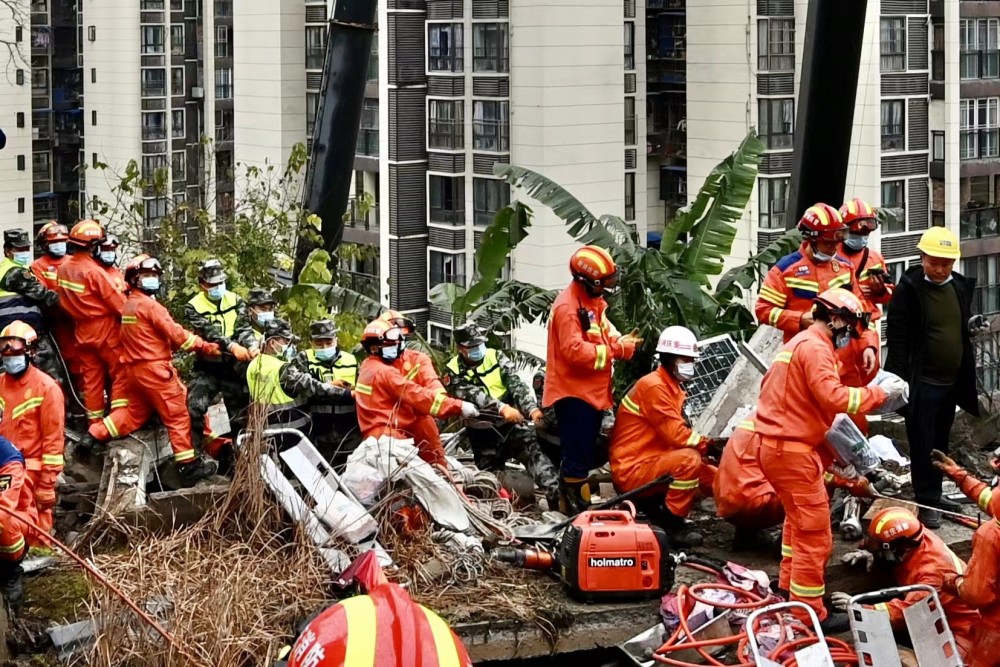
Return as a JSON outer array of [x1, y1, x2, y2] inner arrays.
[[722, 493, 785, 530], [758, 439, 831, 621], [74, 342, 128, 423], [968, 621, 1000, 667], [89, 361, 197, 465], [370, 417, 447, 467], [0, 462, 29, 559], [22, 469, 54, 546], [615, 449, 716, 518]]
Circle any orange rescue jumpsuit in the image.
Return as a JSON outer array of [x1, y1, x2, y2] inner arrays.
[[755, 326, 886, 620], [0, 438, 29, 563], [354, 356, 464, 465], [0, 365, 65, 544], [56, 252, 127, 422], [30, 254, 80, 381], [399, 348, 449, 461], [105, 265, 126, 294], [713, 415, 784, 529], [609, 366, 715, 517], [89, 290, 217, 465]]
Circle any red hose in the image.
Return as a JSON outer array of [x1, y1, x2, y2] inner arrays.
[[651, 563, 859, 667]]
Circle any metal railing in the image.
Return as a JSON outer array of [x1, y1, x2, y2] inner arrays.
[[429, 208, 465, 225], [356, 129, 379, 156], [345, 200, 378, 231], [430, 270, 465, 287], [340, 271, 380, 300], [960, 206, 1000, 240]]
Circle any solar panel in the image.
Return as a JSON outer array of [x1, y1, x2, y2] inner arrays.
[[683, 334, 742, 424]]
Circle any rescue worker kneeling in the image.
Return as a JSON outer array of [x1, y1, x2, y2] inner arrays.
[[832, 507, 978, 662], [81, 256, 219, 484], [444, 323, 560, 509], [0, 321, 64, 544], [608, 326, 719, 548], [0, 428, 32, 608], [247, 318, 352, 447], [297, 319, 360, 466], [354, 319, 478, 465], [755, 288, 898, 631]]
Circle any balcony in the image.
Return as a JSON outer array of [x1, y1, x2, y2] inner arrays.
[[340, 270, 380, 300], [960, 128, 1000, 160], [356, 129, 379, 157], [430, 270, 466, 287], [345, 200, 379, 231], [961, 50, 1000, 81], [306, 46, 325, 70], [216, 124, 234, 142], [961, 207, 1000, 240]]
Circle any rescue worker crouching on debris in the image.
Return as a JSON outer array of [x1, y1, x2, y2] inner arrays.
[[235, 287, 278, 353], [246, 318, 352, 448], [184, 259, 254, 458], [832, 507, 979, 662], [546, 245, 640, 514], [0, 229, 61, 384], [0, 428, 31, 608], [56, 220, 127, 425], [608, 326, 718, 548], [355, 319, 477, 466], [444, 322, 560, 509], [755, 288, 899, 631], [0, 321, 64, 544], [296, 319, 360, 466], [30, 223, 78, 387], [80, 256, 220, 484]]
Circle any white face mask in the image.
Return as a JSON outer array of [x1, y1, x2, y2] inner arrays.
[[48, 242, 67, 258], [675, 362, 696, 381]]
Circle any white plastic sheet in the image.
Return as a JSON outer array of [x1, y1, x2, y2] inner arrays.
[[825, 414, 881, 473]]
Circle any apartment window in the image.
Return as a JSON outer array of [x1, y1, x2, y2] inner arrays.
[[141, 26, 164, 54], [141, 68, 166, 97], [428, 24, 463, 72], [169, 67, 184, 96], [473, 178, 510, 226], [473, 23, 509, 73], [624, 22, 635, 70], [215, 0, 231, 17], [625, 173, 635, 221], [15, 70, 23, 86], [429, 175, 465, 225], [90, 68, 96, 83], [142, 155, 167, 180], [214, 25, 230, 59], [357, 99, 378, 156], [32, 152, 48, 176], [961, 19, 1000, 80], [215, 108, 234, 142], [960, 98, 1000, 159], [88, 26, 95, 42], [141, 0, 164, 8], [16, 113, 24, 128], [171, 0, 183, 9], [16, 155, 24, 171], [305, 26, 326, 69], [880, 180, 906, 233], [144, 197, 168, 226], [965, 255, 1000, 314], [473, 100, 509, 152], [625, 97, 636, 145], [92, 153, 98, 168], [170, 25, 184, 55], [880, 17, 906, 72], [171, 151, 185, 181], [306, 91, 319, 137], [758, 98, 794, 149], [91, 110, 97, 126], [142, 112, 166, 141], [428, 99, 463, 150], [757, 18, 794, 71], [429, 250, 466, 287], [172, 109, 185, 138], [880, 100, 905, 151], [758, 176, 790, 230], [17, 199, 24, 214], [215, 68, 233, 99]]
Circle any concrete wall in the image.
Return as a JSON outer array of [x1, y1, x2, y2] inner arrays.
[[0, 0, 33, 238]]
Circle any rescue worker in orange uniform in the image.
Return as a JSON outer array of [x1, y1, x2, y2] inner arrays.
[[0, 321, 65, 545], [56, 220, 128, 426], [0, 429, 31, 608], [935, 451, 1000, 666], [97, 234, 126, 294], [833, 507, 979, 661], [354, 319, 478, 465], [80, 255, 220, 484], [755, 287, 898, 630], [609, 326, 718, 548], [30, 223, 78, 386], [546, 245, 640, 512], [839, 198, 894, 311]]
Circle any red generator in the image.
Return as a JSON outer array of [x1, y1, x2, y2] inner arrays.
[[555, 506, 674, 602]]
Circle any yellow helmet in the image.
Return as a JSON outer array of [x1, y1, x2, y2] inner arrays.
[[917, 227, 961, 260]]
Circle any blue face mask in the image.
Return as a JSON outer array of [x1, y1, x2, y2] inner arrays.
[[2, 355, 27, 375], [48, 242, 67, 258], [812, 250, 833, 263], [283, 344, 297, 360], [382, 345, 400, 361], [11, 252, 31, 268], [314, 346, 337, 361], [466, 344, 486, 362], [99, 250, 117, 266], [398, 339, 407, 351], [255, 310, 274, 326], [140, 276, 160, 292], [844, 234, 869, 251], [207, 283, 226, 301]]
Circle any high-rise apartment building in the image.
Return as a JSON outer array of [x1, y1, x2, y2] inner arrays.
[[0, 0, 35, 238]]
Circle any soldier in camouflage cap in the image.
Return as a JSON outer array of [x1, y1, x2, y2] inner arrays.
[[443, 323, 560, 509], [235, 287, 277, 352]]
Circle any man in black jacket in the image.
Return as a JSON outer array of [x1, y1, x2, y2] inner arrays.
[[885, 226, 986, 528]]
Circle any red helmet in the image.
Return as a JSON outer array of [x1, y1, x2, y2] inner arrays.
[[570, 245, 619, 290], [36, 221, 69, 244], [839, 198, 878, 233], [361, 319, 404, 356], [379, 309, 415, 337], [813, 287, 870, 334], [797, 203, 847, 242], [124, 254, 163, 286], [866, 507, 923, 560], [0, 320, 38, 354], [68, 219, 105, 247]]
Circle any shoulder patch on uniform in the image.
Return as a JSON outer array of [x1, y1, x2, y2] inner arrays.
[[0, 475, 12, 492], [774, 251, 804, 272], [795, 265, 810, 276]]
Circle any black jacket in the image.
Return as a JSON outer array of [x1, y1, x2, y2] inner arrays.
[[884, 266, 980, 417]]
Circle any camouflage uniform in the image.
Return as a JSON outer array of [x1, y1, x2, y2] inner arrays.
[[0, 237, 61, 384], [444, 347, 560, 503], [234, 287, 274, 352]]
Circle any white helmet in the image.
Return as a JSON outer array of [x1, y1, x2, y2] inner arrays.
[[655, 326, 699, 358]]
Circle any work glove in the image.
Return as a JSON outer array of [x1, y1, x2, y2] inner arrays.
[[704, 437, 728, 458], [930, 449, 965, 482], [228, 342, 253, 363], [460, 402, 480, 419], [969, 314, 992, 337], [841, 550, 874, 572], [830, 591, 852, 612], [829, 462, 859, 480], [841, 476, 874, 498], [529, 408, 544, 425], [881, 378, 908, 404], [199, 342, 222, 357], [499, 404, 524, 424]]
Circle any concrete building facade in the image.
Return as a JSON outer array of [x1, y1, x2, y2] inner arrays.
[[0, 0, 35, 239]]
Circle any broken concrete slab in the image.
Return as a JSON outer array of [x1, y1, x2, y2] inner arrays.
[[122, 484, 230, 533], [94, 439, 151, 518], [48, 619, 96, 661]]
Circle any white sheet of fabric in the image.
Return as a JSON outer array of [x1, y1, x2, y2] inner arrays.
[[868, 434, 910, 466], [341, 461, 386, 507], [867, 370, 910, 414], [348, 436, 471, 532]]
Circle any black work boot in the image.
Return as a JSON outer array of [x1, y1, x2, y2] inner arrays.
[[918, 506, 942, 529], [819, 610, 851, 634], [0, 563, 25, 612], [559, 478, 592, 515], [73, 432, 105, 458], [732, 527, 773, 552], [177, 456, 219, 486]]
